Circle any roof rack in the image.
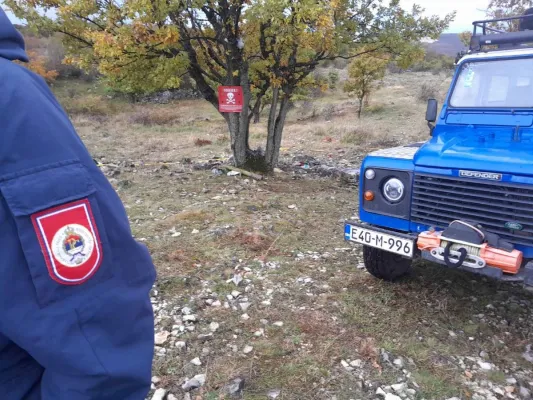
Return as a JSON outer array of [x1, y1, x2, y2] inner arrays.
[[470, 13, 533, 52]]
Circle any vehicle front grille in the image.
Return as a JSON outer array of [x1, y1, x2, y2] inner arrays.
[[411, 174, 533, 247]]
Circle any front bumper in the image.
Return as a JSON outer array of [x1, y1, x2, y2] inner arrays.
[[345, 221, 533, 286]]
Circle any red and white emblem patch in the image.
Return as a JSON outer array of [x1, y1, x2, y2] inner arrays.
[[31, 199, 103, 285]]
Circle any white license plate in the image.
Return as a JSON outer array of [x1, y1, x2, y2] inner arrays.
[[347, 225, 414, 257]]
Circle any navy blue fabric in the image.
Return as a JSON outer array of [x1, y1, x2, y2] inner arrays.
[[0, 9, 28, 62], [0, 9, 156, 399]]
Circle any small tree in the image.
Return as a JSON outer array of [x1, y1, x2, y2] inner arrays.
[[458, 31, 472, 47], [328, 71, 339, 90], [19, 50, 59, 83], [344, 52, 389, 118]]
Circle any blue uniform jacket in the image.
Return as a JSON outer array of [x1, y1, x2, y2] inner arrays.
[[0, 11, 156, 399]]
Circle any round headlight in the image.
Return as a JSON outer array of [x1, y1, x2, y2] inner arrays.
[[383, 178, 405, 202], [365, 169, 376, 180]]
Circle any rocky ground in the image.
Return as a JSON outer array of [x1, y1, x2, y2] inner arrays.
[[95, 157, 533, 400], [66, 71, 533, 400]]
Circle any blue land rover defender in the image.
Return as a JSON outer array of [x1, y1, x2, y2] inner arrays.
[[345, 13, 533, 288]]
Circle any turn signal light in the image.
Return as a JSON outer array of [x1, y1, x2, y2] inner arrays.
[[364, 190, 375, 201]]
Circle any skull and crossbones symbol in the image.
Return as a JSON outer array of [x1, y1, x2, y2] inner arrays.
[[226, 92, 236, 104]]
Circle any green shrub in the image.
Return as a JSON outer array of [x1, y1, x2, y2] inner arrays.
[[328, 71, 339, 89], [341, 129, 367, 145], [418, 83, 438, 102]]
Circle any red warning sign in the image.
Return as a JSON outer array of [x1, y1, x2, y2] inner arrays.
[[218, 86, 243, 113]]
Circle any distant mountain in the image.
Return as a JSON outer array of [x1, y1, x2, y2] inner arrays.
[[423, 33, 468, 57]]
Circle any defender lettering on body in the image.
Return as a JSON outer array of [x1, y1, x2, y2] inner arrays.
[[344, 11, 533, 288], [459, 170, 502, 181]]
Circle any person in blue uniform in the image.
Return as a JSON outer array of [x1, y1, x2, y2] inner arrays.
[[0, 10, 157, 400]]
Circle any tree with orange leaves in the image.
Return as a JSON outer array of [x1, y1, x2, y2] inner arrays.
[[18, 50, 59, 83]]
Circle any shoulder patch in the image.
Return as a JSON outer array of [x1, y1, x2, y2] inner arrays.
[[31, 199, 103, 285]]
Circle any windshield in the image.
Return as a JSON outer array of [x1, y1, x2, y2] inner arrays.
[[450, 57, 533, 108]]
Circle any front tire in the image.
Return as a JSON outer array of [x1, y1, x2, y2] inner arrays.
[[363, 246, 412, 281]]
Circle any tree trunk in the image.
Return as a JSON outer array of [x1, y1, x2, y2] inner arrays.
[[265, 88, 291, 171], [357, 96, 363, 119], [227, 114, 248, 167], [228, 63, 252, 168], [252, 99, 261, 124]]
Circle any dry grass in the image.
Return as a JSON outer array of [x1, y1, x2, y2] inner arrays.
[[226, 228, 276, 253], [129, 108, 180, 126], [63, 94, 120, 116]]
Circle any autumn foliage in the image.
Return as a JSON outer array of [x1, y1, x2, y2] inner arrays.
[[7, 0, 454, 170], [19, 50, 59, 83]]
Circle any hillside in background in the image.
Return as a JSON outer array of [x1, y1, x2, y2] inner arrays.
[[424, 33, 467, 56]]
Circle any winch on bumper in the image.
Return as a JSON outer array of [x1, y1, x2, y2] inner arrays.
[[345, 220, 533, 286]]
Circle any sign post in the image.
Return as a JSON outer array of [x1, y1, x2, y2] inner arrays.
[[218, 86, 243, 113]]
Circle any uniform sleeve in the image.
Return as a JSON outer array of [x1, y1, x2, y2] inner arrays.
[[0, 63, 156, 399]]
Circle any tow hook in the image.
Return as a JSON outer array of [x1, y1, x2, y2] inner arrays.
[[430, 244, 486, 269]]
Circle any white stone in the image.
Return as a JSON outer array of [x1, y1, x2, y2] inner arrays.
[[241, 314, 250, 321], [182, 307, 193, 315], [477, 361, 493, 370], [191, 229, 199, 234], [209, 322, 220, 332], [154, 331, 170, 345], [393, 358, 404, 368], [151, 388, 166, 400], [391, 382, 407, 394], [350, 359, 362, 368], [384, 394, 402, 400], [181, 374, 206, 391], [243, 345, 254, 354], [232, 274, 243, 286], [254, 329, 265, 337], [267, 389, 281, 399], [190, 357, 202, 366], [273, 321, 284, 327], [507, 378, 518, 385], [176, 341, 187, 350], [167, 395, 178, 400], [211, 300, 222, 307], [231, 290, 242, 298], [151, 376, 161, 384], [376, 387, 387, 397], [520, 387, 531, 398], [240, 302, 251, 311], [183, 315, 197, 323]]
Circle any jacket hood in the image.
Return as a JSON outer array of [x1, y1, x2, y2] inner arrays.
[[0, 9, 28, 62]]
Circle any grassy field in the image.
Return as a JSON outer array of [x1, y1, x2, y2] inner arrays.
[[56, 71, 533, 400]]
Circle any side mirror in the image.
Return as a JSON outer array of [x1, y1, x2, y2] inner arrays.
[[426, 99, 438, 123]]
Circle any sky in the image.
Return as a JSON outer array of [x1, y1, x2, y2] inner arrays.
[[3, 0, 489, 33], [401, 0, 488, 32]]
